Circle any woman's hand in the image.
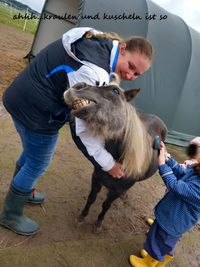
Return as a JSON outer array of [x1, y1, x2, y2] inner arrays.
[[108, 162, 125, 179]]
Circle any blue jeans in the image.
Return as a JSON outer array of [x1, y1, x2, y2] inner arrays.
[[12, 118, 58, 192]]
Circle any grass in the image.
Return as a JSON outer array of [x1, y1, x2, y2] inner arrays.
[[0, 3, 39, 34]]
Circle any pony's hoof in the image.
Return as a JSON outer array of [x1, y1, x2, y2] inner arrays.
[[75, 214, 85, 225], [93, 220, 102, 234], [93, 224, 102, 234], [120, 191, 128, 200]]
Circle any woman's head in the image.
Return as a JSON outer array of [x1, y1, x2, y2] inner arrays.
[[85, 31, 153, 81], [115, 36, 153, 81]]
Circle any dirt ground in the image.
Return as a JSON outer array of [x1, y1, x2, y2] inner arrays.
[[0, 23, 200, 267]]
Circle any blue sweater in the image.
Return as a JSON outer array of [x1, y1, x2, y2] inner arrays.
[[155, 157, 200, 237]]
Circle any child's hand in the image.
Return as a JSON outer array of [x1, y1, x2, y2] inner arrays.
[[160, 141, 171, 161], [158, 147, 166, 166], [158, 141, 170, 165], [108, 162, 125, 179]]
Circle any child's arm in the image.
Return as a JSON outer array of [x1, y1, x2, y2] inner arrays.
[[165, 156, 187, 179], [159, 164, 200, 205], [159, 142, 186, 179]]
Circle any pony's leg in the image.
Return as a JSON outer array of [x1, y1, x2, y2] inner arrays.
[[78, 175, 102, 222], [94, 190, 121, 230]]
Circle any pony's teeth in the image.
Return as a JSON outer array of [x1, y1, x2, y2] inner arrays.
[[72, 99, 91, 110]]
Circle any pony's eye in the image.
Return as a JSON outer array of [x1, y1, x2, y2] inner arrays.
[[112, 88, 120, 95]]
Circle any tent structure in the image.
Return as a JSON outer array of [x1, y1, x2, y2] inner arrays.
[[30, 0, 200, 146]]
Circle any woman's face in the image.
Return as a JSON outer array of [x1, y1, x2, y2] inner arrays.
[[115, 44, 151, 81]]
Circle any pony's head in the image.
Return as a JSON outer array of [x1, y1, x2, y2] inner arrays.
[[64, 75, 140, 140]]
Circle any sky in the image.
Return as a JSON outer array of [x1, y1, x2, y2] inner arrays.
[[152, 0, 200, 32], [17, 0, 45, 13], [17, 0, 200, 32]]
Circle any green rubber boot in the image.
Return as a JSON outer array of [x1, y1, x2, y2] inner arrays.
[[13, 164, 44, 204], [0, 186, 39, 235], [27, 189, 45, 204]]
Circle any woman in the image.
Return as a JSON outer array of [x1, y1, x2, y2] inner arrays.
[[0, 27, 153, 235]]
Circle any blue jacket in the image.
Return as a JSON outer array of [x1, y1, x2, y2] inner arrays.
[[155, 157, 200, 237]]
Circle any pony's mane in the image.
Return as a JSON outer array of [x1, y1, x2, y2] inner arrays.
[[120, 103, 153, 178]]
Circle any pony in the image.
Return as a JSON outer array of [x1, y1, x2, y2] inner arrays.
[[64, 76, 167, 231]]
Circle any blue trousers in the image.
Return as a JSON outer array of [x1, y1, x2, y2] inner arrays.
[[12, 118, 58, 192], [144, 220, 181, 261]]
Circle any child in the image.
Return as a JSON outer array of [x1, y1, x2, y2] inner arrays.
[[141, 136, 200, 258], [130, 137, 200, 267]]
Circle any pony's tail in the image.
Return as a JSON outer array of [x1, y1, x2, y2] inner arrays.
[[120, 104, 152, 178]]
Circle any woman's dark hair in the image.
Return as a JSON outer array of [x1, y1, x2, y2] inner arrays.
[[125, 36, 154, 63]]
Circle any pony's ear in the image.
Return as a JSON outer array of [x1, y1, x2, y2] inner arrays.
[[124, 88, 140, 102]]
